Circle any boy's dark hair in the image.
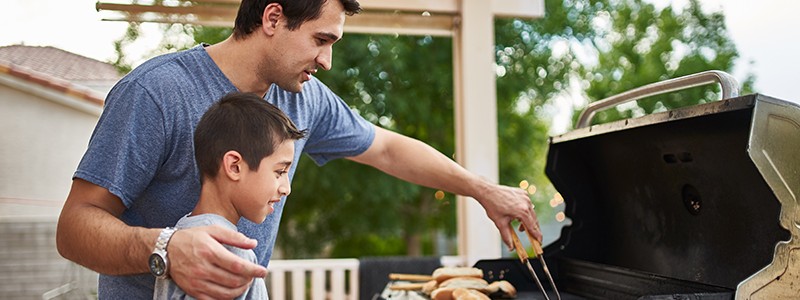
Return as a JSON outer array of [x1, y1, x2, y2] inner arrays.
[[233, 0, 361, 39], [194, 92, 306, 180]]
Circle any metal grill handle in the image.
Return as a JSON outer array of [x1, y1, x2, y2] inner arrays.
[[576, 70, 740, 128]]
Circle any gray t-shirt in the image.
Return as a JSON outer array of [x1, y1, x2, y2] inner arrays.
[[75, 45, 375, 299], [154, 214, 267, 300]]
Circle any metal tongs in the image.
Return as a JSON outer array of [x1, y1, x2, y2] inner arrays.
[[508, 223, 561, 300]]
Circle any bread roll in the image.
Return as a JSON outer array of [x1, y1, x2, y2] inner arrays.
[[422, 279, 439, 295], [452, 287, 491, 300], [430, 287, 456, 300], [439, 277, 489, 291], [432, 267, 483, 283], [485, 280, 517, 298]]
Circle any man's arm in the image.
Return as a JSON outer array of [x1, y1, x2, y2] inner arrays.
[[348, 127, 542, 249], [56, 179, 268, 299]]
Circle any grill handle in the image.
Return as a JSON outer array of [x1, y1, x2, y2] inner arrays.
[[576, 70, 740, 128]]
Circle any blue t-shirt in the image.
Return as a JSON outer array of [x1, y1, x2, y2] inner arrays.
[[154, 214, 267, 300], [74, 45, 375, 299]]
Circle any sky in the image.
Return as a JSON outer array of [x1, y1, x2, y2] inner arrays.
[[2, 0, 799, 105]]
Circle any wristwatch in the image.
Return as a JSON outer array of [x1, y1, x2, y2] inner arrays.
[[149, 227, 177, 279]]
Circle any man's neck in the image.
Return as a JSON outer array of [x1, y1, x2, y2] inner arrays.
[[206, 37, 272, 96]]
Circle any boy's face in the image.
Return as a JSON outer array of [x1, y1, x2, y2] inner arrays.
[[260, 0, 345, 93], [236, 140, 295, 224]]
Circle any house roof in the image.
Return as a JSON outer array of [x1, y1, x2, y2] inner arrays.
[[0, 45, 123, 106], [0, 45, 120, 83]]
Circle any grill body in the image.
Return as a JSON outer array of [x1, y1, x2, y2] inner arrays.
[[523, 93, 800, 299]]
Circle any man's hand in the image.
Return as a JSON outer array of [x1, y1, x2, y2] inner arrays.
[[474, 184, 542, 251], [168, 226, 268, 300]]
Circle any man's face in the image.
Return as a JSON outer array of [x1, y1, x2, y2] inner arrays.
[[262, 1, 345, 93]]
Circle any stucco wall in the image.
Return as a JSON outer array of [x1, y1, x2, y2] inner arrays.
[[0, 77, 100, 217]]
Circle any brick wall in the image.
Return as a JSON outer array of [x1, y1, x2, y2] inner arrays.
[[0, 217, 97, 300]]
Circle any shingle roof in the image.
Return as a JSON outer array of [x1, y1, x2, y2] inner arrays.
[[0, 45, 123, 106], [0, 63, 104, 106], [0, 45, 121, 83]]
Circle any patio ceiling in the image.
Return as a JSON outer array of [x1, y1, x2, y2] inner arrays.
[[97, 0, 542, 36], [96, 0, 545, 266]]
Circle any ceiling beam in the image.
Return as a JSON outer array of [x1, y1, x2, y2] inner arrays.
[[96, 0, 544, 32], [97, 2, 457, 36], [358, 0, 543, 18], [102, 11, 456, 37]]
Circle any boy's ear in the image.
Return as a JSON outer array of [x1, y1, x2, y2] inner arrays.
[[222, 150, 244, 181], [261, 3, 283, 36]]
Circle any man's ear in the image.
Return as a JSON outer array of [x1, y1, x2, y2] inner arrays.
[[261, 3, 283, 36], [222, 150, 244, 181]]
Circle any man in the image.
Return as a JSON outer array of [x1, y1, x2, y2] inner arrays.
[[56, 0, 542, 299]]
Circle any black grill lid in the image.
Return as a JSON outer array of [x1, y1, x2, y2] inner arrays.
[[544, 94, 794, 289]]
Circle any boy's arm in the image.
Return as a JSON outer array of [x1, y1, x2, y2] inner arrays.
[[56, 179, 267, 299], [348, 126, 542, 249]]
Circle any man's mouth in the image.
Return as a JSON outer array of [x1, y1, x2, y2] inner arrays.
[[268, 199, 281, 208], [303, 68, 317, 81]]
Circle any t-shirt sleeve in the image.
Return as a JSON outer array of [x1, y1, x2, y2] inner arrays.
[[301, 79, 375, 166], [73, 80, 166, 208]]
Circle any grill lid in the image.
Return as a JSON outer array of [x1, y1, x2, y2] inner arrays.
[[545, 91, 797, 290]]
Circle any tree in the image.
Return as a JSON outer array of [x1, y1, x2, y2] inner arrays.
[[110, 0, 752, 259]]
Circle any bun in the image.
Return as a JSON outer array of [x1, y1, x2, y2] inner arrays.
[[486, 280, 517, 298], [432, 267, 483, 283], [430, 287, 456, 300], [439, 277, 489, 291], [452, 288, 491, 300], [422, 279, 439, 295]]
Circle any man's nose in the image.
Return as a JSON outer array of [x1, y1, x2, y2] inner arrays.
[[316, 47, 332, 71]]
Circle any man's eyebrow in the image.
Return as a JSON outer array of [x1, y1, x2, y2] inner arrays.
[[318, 32, 340, 42]]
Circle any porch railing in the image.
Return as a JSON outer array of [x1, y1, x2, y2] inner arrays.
[[267, 256, 463, 300]]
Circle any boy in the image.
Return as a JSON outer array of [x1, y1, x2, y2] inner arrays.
[[153, 92, 306, 299]]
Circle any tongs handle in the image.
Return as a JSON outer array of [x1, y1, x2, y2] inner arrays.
[[509, 224, 544, 257], [507, 226, 529, 262], [523, 226, 544, 257]]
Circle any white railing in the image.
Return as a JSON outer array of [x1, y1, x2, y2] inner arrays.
[[268, 258, 359, 300], [267, 256, 463, 300]]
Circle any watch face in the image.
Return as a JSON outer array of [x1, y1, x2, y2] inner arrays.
[[149, 253, 166, 277]]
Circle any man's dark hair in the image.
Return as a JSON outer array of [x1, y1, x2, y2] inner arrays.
[[194, 92, 306, 180], [233, 0, 361, 39]]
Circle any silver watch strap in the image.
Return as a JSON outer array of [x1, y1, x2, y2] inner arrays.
[[154, 227, 177, 252]]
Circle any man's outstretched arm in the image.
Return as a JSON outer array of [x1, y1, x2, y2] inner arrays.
[[348, 126, 542, 249], [56, 179, 267, 299]]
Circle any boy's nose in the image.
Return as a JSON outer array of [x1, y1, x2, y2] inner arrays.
[[279, 179, 291, 197]]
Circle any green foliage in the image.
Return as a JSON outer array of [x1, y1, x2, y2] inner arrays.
[[549, 0, 755, 125], [111, 23, 140, 74], [282, 35, 458, 258]]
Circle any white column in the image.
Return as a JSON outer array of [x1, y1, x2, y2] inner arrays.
[[454, 0, 502, 266]]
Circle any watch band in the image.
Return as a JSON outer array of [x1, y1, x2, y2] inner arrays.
[[154, 227, 177, 253], [149, 227, 177, 278]]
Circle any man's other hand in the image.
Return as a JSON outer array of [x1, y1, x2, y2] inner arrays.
[[168, 226, 268, 299]]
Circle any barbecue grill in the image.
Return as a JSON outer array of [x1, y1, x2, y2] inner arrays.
[[382, 71, 800, 300], [480, 71, 799, 299]]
